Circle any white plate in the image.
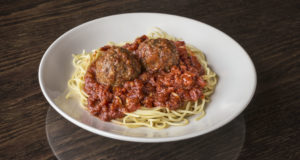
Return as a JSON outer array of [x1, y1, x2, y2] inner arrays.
[[39, 13, 256, 143]]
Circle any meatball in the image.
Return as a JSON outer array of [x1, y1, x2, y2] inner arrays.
[[136, 38, 179, 73], [95, 46, 141, 86]]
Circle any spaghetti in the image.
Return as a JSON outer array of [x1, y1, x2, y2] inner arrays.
[[66, 28, 217, 129]]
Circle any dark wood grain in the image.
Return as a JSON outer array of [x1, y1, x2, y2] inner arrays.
[[0, 0, 299, 159]]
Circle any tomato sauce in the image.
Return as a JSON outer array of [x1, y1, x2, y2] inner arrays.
[[84, 36, 206, 121]]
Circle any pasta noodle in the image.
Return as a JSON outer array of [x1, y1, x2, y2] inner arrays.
[[66, 28, 217, 129]]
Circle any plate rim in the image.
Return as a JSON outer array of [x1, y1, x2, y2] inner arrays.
[[39, 12, 257, 143]]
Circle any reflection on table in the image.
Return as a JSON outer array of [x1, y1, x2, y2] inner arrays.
[[46, 107, 245, 160]]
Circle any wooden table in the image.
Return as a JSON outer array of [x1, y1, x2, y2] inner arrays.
[[1, 0, 299, 159]]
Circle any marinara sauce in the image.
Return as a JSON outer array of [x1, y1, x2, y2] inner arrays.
[[84, 36, 206, 121]]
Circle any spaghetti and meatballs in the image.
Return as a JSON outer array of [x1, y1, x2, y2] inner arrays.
[[66, 29, 217, 129]]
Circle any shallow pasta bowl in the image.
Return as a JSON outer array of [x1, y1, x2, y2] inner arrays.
[[39, 13, 256, 143]]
